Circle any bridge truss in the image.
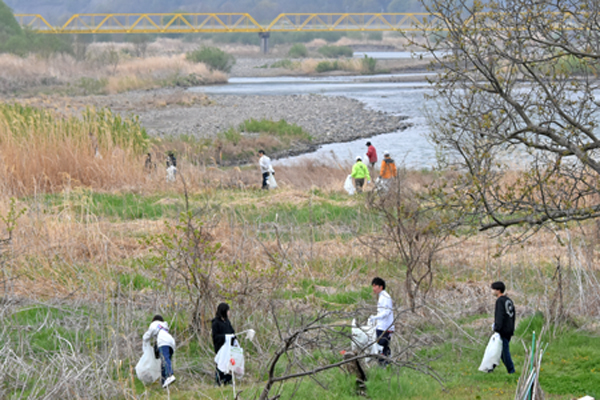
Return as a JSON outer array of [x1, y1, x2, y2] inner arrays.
[[14, 13, 442, 34]]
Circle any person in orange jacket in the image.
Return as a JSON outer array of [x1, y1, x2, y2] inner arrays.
[[379, 151, 397, 192], [380, 151, 397, 179]]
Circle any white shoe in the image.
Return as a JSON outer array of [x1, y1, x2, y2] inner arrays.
[[163, 375, 176, 388]]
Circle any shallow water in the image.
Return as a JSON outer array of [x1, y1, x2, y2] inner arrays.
[[191, 73, 438, 169]]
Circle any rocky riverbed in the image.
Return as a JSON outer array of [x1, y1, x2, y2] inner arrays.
[[14, 87, 409, 158], [137, 92, 408, 142]]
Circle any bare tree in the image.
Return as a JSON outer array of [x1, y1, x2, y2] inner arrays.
[[149, 177, 221, 336], [417, 0, 600, 232], [365, 170, 468, 311], [258, 305, 442, 400]]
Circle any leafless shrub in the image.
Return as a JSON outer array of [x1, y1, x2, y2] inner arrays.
[[364, 166, 470, 311]]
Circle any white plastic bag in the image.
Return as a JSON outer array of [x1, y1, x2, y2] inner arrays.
[[215, 334, 234, 374], [478, 333, 503, 372], [135, 340, 161, 385], [230, 346, 245, 378], [166, 165, 177, 182], [350, 319, 382, 359], [344, 175, 355, 195], [267, 173, 278, 189]]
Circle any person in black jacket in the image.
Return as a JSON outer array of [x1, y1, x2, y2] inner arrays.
[[491, 281, 516, 374], [212, 302, 236, 386]]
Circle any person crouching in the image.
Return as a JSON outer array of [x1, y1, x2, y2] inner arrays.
[[143, 315, 176, 388]]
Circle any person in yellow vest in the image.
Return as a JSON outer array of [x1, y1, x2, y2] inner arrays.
[[351, 156, 371, 193]]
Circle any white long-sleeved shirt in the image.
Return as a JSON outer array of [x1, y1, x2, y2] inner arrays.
[[372, 290, 395, 332], [259, 155, 274, 174], [143, 320, 176, 350]]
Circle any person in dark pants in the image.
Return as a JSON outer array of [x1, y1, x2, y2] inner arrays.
[[258, 150, 274, 190], [212, 303, 236, 386], [143, 315, 176, 388], [492, 281, 516, 374], [369, 277, 394, 366]]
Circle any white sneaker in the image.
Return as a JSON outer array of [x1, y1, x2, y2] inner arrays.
[[163, 375, 176, 388]]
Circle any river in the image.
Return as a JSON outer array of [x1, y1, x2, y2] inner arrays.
[[194, 73, 438, 170]]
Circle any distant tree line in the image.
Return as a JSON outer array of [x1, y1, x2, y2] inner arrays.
[[0, 1, 72, 56]]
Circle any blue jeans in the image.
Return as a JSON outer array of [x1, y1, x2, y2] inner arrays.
[[501, 337, 515, 374], [159, 346, 174, 384]]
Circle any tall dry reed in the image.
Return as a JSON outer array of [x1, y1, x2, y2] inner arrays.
[[0, 53, 227, 94], [0, 104, 148, 196]]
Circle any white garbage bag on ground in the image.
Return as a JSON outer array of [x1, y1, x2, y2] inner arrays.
[[135, 340, 161, 385], [344, 175, 356, 195], [478, 333, 503, 372], [267, 173, 278, 189], [351, 319, 382, 358]]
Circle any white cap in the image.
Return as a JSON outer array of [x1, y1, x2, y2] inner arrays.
[[384, 150, 390, 156], [356, 156, 362, 161]]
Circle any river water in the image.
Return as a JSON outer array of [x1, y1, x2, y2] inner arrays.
[[194, 73, 439, 169]]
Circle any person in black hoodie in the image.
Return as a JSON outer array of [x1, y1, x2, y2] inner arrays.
[[212, 302, 236, 386], [491, 281, 516, 374]]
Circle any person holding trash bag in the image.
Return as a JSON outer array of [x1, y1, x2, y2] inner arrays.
[[492, 281, 516, 374], [143, 315, 176, 388], [369, 277, 394, 366], [258, 150, 275, 190], [351, 156, 371, 193], [212, 302, 236, 386]]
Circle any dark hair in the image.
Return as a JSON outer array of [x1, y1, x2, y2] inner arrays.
[[366, 141, 371, 146], [216, 303, 230, 320], [152, 315, 164, 322], [371, 277, 386, 290], [491, 281, 506, 293], [258, 150, 265, 155]]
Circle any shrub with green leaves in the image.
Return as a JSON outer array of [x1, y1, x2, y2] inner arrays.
[[318, 45, 353, 58], [185, 46, 236, 73], [270, 59, 295, 69], [316, 60, 340, 73], [361, 55, 377, 73], [288, 43, 308, 58]]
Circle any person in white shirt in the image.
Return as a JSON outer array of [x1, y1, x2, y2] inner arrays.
[[143, 315, 176, 388], [258, 150, 274, 190], [369, 277, 394, 365]]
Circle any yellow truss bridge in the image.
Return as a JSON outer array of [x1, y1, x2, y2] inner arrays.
[[15, 13, 439, 34]]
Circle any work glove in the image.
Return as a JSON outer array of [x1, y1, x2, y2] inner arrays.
[[368, 316, 376, 326], [367, 180, 371, 184]]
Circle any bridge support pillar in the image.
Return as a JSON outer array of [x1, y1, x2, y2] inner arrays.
[[259, 32, 270, 54]]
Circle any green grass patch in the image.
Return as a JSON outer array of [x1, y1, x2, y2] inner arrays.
[[32, 191, 183, 221], [215, 118, 312, 163], [288, 43, 309, 58], [240, 118, 312, 142], [271, 59, 296, 69], [185, 46, 236, 73], [318, 45, 354, 58], [316, 60, 341, 73], [117, 272, 158, 291]]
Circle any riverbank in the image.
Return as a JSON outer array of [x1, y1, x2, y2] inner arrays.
[[12, 87, 410, 163]]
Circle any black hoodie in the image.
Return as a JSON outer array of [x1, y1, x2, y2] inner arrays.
[[211, 317, 235, 353], [494, 295, 516, 338]]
